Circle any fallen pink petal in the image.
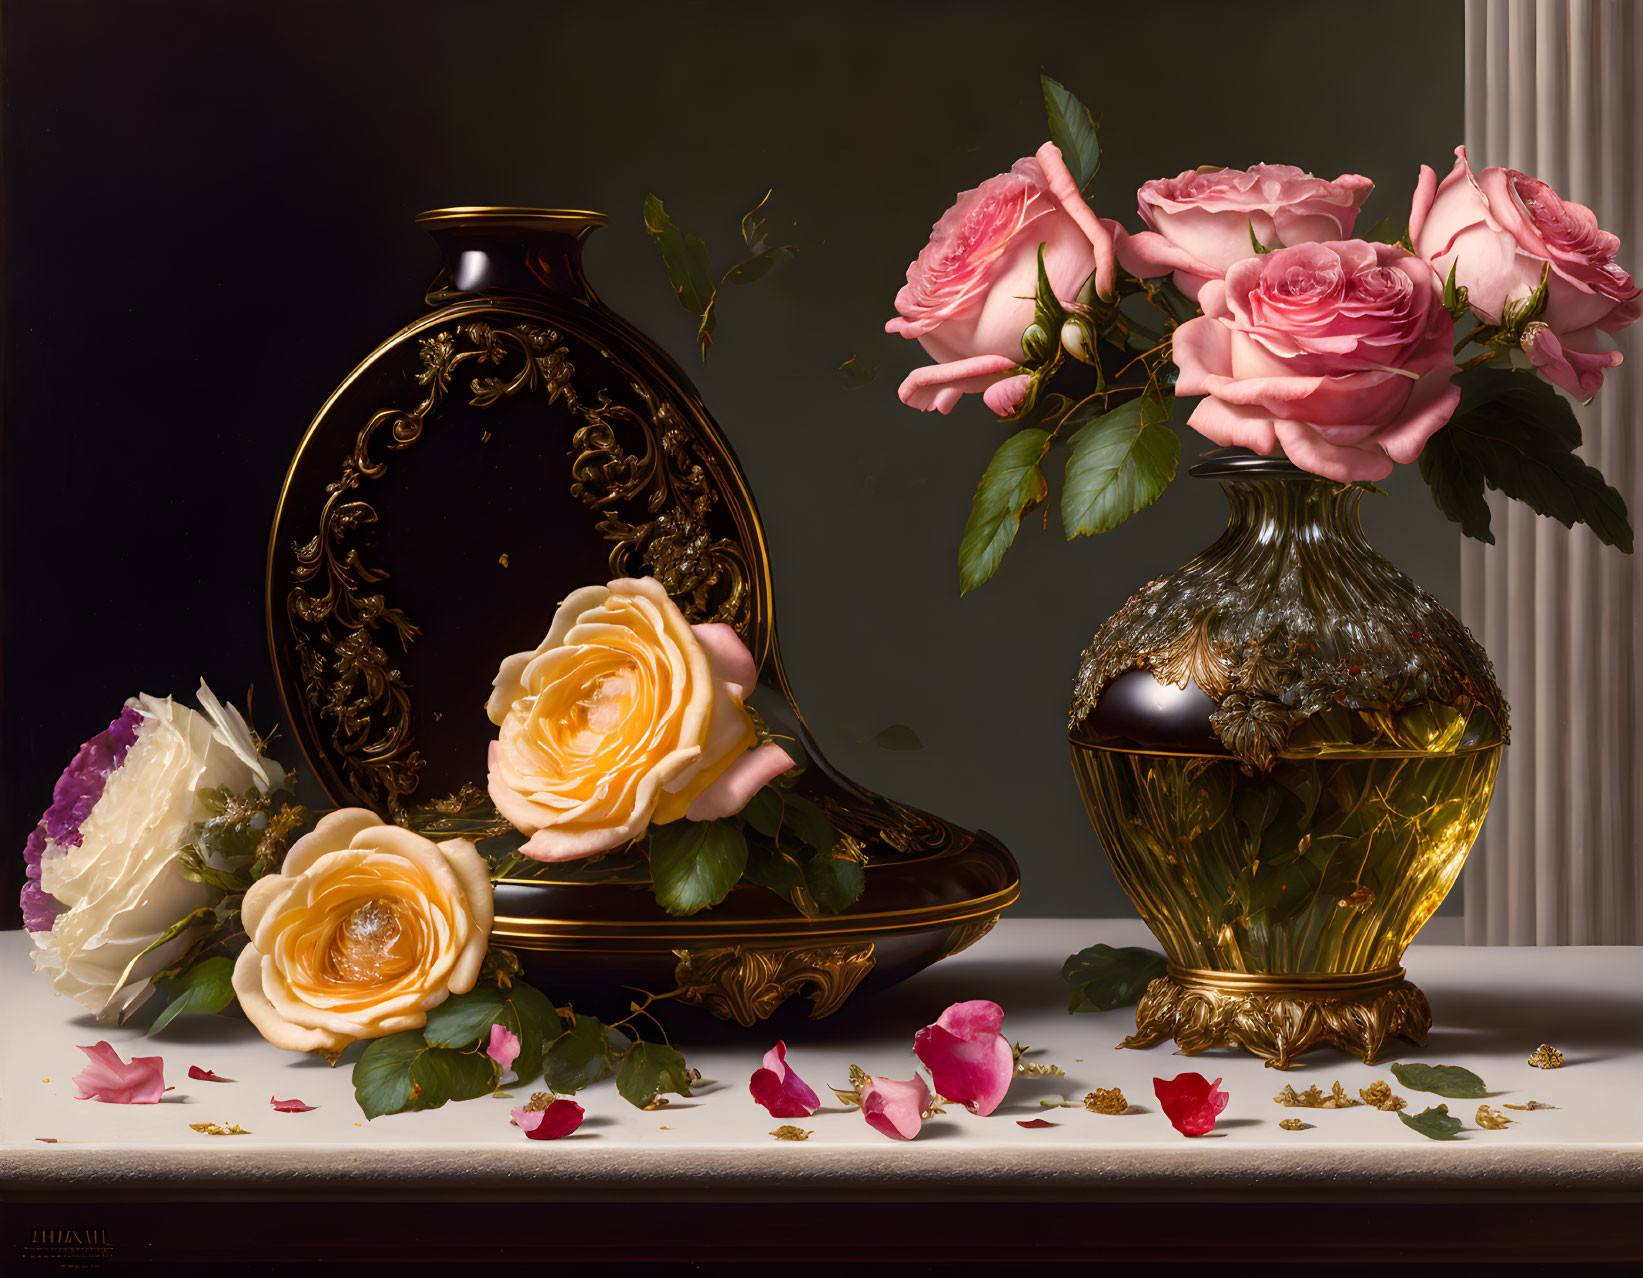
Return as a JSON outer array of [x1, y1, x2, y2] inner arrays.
[[912, 999, 1014, 1116], [860, 1074, 931, 1141], [270, 1096, 316, 1112], [487, 1023, 521, 1074], [187, 1066, 226, 1082], [1016, 1118, 1058, 1128], [749, 1040, 820, 1118], [1153, 1072, 1229, 1137], [512, 1099, 585, 1140], [72, 1041, 165, 1104]]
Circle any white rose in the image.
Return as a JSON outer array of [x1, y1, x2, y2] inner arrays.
[[29, 683, 280, 1020]]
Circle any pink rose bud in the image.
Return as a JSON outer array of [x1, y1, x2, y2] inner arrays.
[[912, 999, 1014, 1117], [512, 1099, 585, 1140], [749, 1040, 820, 1118], [72, 1041, 165, 1104], [487, 1023, 521, 1074], [1153, 1072, 1229, 1137], [860, 1074, 932, 1141]]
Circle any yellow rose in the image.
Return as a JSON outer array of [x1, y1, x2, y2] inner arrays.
[[485, 577, 793, 861], [231, 809, 493, 1054]]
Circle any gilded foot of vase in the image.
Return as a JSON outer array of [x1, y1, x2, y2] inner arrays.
[[1119, 965, 1431, 1069]]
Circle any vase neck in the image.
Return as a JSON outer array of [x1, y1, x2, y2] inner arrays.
[[416, 207, 606, 307], [1215, 476, 1368, 555]]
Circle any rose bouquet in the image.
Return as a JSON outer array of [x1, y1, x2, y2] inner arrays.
[[885, 77, 1637, 593]]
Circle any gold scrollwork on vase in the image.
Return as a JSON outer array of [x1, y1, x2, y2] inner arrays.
[[287, 318, 755, 812], [941, 915, 998, 958], [1119, 969, 1432, 1070], [671, 942, 876, 1026]]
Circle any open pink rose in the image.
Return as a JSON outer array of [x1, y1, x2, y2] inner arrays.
[[1172, 240, 1460, 482], [887, 141, 1117, 414], [912, 1000, 1013, 1117], [1411, 145, 1640, 399], [1116, 164, 1372, 301], [73, 1041, 165, 1104], [860, 1074, 932, 1141], [749, 1040, 819, 1118]]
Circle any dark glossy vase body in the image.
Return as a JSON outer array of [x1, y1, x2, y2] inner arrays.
[[267, 208, 1018, 1023], [1067, 452, 1507, 1066]]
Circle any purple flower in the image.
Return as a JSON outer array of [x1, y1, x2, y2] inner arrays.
[[21, 707, 143, 933]]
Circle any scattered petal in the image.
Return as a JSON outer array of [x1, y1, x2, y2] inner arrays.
[[1279, 1118, 1310, 1131], [913, 1000, 1014, 1116], [1083, 1088, 1128, 1115], [1503, 1101, 1559, 1111], [1527, 1044, 1564, 1069], [270, 1096, 316, 1113], [487, 1024, 521, 1074], [770, 1125, 812, 1141], [749, 1040, 820, 1118], [72, 1042, 165, 1104], [1154, 1073, 1229, 1136], [188, 1066, 227, 1082], [35, 1138, 58, 1144], [1476, 1105, 1514, 1129], [512, 1098, 585, 1140], [1016, 1118, 1058, 1129], [860, 1075, 931, 1141]]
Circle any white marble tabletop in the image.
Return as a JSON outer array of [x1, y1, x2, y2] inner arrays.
[[2, 920, 1639, 1201]]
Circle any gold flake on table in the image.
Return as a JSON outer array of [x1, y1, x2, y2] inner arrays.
[[770, 1125, 811, 1141], [1503, 1101, 1559, 1111], [1274, 1081, 1359, 1108], [1475, 1105, 1514, 1129], [1279, 1118, 1310, 1131], [1360, 1080, 1407, 1111], [189, 1123, 250, 1136], [498, 553, 510, 568], [1527, 1044, 1564, 1069], [1083, 1088, 1128, 1115], [1017, 1061, 1066, 1078]]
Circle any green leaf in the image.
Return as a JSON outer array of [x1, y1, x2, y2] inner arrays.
[[1061, 394, 1179, 538], [501, 981, 563, 1088], [780, 792, 838, 853], [741, 786, 785, 840], [722, 245, 794, 286], [616, 1040, 694, 1109], [1398, 1104, 1466, 1140], [1062, 944, 1167, 1013], [124, 906, 218, 983], [148, 956, 237, 1035], [740, 188, 772, 253], [1360, 214, 1408, 245], [958, 427, 1051, 595], [421, 984, 508, 1050], [743, 841, 819, 918], [643, 193, 716, 316], [409, 1045, 498, 1109], [1442, 258, 1470, 318], [420, 979, 562, 1087], [543, 1015, 632, 1094], [1420, 367, 1633, 550], [803, 844, 867, 914], [353, 1032, 426, 1119], [1248, 219, 1272, 255], [837, 356, 878, 388], [648, 818, 749, 917], [1040, 74, 1100, 191], [1391, 1062, 1488, 1098]]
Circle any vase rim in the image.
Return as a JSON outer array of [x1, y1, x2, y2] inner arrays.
[[414, 206, 608, 234], [1188, 447, 1315, 481]]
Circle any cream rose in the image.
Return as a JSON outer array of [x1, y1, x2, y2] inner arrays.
[[485, 577, 794, 861], [231, 809, 493, 1054], [28, 685, 282, 1020]]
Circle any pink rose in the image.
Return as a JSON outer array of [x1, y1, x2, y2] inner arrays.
[[1172, 240, 1460, 483], [1410, 145, 1641, 399], [886, 142, 1117, 415], [1116, 164, 1372, 300]]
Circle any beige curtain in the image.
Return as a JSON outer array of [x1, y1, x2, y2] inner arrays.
[[1461, 0, 1642, 944]]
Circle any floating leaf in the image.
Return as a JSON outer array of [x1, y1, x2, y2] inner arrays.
[[648, 818, 749, 917], [1398, 1104, 1465, 1141], [1391, 1062, 1488, 1099], [149, 957, 236, 1036], [867, 723, 923, 751], [1040, 74, 1100, 191], [616, 1041, 695, 1110], [837, 356, 878, 388], [1061, 394, 1179, 539], [1063, 943, 1167, 1013], [958, 427, 1050, 596]]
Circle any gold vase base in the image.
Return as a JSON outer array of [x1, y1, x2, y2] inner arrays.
[[1118, 966, 1432, 1070]]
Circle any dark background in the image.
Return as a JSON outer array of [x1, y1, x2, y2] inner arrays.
[[0, 0, 1465, 927]]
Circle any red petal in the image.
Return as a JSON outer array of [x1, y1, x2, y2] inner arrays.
[[1152, 1072, 1230, 1136], [1016, 1119, 1059, 1128], [512, 1099, 585, 1140], [187, 1066, 229, 1082], [270, 1096, 316, 1112]]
